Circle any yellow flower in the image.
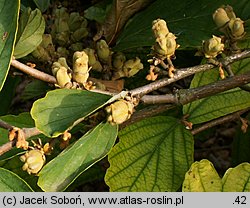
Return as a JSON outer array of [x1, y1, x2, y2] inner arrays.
[[203, 35, 224, 58]]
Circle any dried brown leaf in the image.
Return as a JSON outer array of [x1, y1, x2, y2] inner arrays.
[[94, 0, 153, 45]]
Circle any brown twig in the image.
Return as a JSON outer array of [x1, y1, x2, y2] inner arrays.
[[130, 49, 250, 97], [221, 49, 250, 66], [11, 58, 125, 93], [0, 125, 41, 156], [22, 127, 42, 139], [11, 58, 57, 84], [10, 50, 250, 100], [4, 50, 250, 156], [124, 71, 250, 129], [130, 63, 215, 97], [141, 94, 178, 104], [140, 71, 250, 105], [178, 71, 250, 105], [0, 140, 17, 156], [191, 108, 249, 135], [0, 119, 13, 130]]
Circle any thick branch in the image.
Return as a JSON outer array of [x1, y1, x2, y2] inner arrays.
[[140, 71, 250, 105], [141, 94, 177, 104], [130, 49, 250, 97], [178, 71, 250, 105], [125, 71, 250, 128]]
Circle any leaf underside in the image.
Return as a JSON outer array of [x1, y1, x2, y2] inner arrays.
[[182, 159, 222, 192], [183, 58, 250, 124], [105, 116, 194, 192], [222, 162, 250, 192]]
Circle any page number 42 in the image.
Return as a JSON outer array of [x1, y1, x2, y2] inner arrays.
[[234, 196, 247, 205]]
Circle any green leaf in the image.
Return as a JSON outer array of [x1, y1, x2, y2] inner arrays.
[[21, 80, 51, 101], [0, 112, 41, 161], [84, 5, 108, 23], [65, 165, 105, 191], [0, 76, 21, 115], [183, 58, 250, 124], [31, 89, 111, 137], [182, 159, 222, 192], [33, 0, 50, 12], [0, 156, 42, 191], [0, 168, 33, 192], [14, 8, 45, 59], [105, 116, 194, 191], [232, 123, 250, 166], [38, 122, 118, 192], [183, 88, 250, 124], [114, 0, 250, 51], [222, 163, 250, 192], [0, 0, 19, 91], [0, 112, 35, 146]]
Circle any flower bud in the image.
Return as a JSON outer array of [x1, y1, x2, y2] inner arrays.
[[20, 149, 45, 174], [96, 40, 111, 63], [91, 61, 103, 72], [52, 61, 61, 76], [228, 18, 245, 39], [69, 42, 84, 52], [165, 33, 178, 57], [83, 48, 98, 66], [71, 27, 88, 42], [54, 7, 70, 34], [213, 8, 230, 28], [52, 58, 72, 88], [84, 48, 103, 71], [55, 31, 70, 46], [68, 12, 87, 32], [152, 19, 169, 38], [57, 47, 69, 58], [56, 67, 72, 88], [32, 46, 51, 62], [72, 51, 89, 84], [73, 51, 88, 73], [40, 34, 53, 48], [153, 32, 178, 58], [223, 5, 236, 20], [123, 57, 143, 77], [106, 100, 134, 125], [58, 57, 70, 69], [156, 36, 168, 53], [32, 34, 55, 62], [152, 42, 167, 56], [112, 52, 126, 70], [203, 35, 224, 58]]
